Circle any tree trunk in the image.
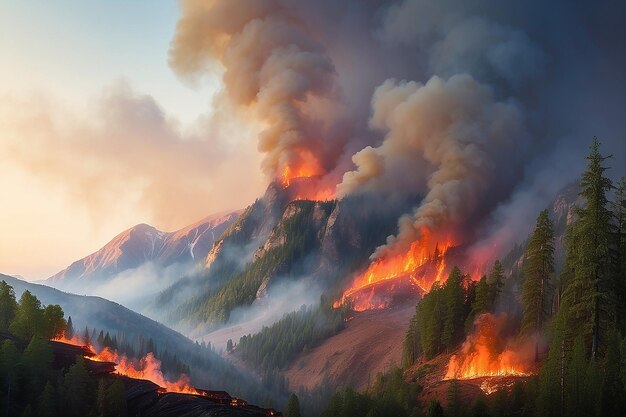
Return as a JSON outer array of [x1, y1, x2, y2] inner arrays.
[[591, 282, 600, 360]]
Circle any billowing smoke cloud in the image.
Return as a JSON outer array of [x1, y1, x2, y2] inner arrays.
[[339, 74, 528, 257], [170, 0, 351, 186], [0, 81, 264, 230], [332, 0, 625, 261]]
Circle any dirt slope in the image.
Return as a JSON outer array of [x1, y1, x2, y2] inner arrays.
[[285, 303, 415, 391]]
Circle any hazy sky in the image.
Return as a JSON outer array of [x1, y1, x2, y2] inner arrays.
[[0, 1, 266, 279]]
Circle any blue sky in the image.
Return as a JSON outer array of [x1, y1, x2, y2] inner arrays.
[[0, 0, 215, 124]]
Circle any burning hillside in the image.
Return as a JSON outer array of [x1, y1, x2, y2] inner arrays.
[[53, 335, 200, 394], [49, 335, 281, 415], [444, 313, 535, 381], [335, 231, 454, 311]]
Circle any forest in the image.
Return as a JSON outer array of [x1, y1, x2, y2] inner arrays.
[[315, 138, 626, 417]]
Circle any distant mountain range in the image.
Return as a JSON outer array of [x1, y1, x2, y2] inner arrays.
[[46, 211, 240, 290]]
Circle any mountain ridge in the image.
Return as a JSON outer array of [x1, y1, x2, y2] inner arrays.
[[47, 210, 241, 289]]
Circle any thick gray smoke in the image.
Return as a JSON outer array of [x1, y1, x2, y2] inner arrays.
[[340, 74, 529, 257], [170, 0, 352, 185], [172, 0, 626, 260]]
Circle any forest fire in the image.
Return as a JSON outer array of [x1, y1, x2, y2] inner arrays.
[[281, 172, 336, 201], [444, 313, 533, 381], [335, 231, 453, 311], [52, 335, 199, 395]]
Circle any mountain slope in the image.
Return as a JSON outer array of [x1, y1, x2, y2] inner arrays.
[[2, 273, 194, 351], [47, 211, 239, 289], [0, 273, 284, 404], [284, 304, 416, 391], [157, 183, 416, 336]]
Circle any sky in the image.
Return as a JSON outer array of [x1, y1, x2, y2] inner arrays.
[[0, 1, 265, 279], [2, 0, 625, 282]]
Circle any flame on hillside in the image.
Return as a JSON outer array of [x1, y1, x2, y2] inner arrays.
[[281, 171, 336, 201], [444, 313, 533, 380], [334, 229, 454, 311], [52, 335, 199, 395]]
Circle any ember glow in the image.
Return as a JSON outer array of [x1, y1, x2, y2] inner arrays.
[[444, 313, 533, 380], [282, 174, 336, 202], [335, 228, 454, 311], [52, 335, 199, 395]]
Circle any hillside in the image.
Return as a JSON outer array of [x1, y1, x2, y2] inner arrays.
[[158, 183, 415, 334], [0, 274, 283, 404], [284, 304, 416, 391]]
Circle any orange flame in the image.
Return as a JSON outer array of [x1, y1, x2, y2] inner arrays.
[[280, 161, 322, 188], [52, 335, 199, 395], [334, 229, 454, 311], [443, 313, 533, 380]]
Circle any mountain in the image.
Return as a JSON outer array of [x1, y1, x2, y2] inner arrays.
[[46, 211, 240, 289], [0, 273, 285, 405], [157, 181, 417, 335], [2, 273, 197, 353]]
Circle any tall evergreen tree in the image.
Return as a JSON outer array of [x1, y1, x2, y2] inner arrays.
[[564, 138, 615, 359], [536, 313, 565, 417], [487, 260, 505, 306], [64, 356, 94, 417], [65, 316, 74, 339], [612, 177, 626, 331], [521, 209, 555, 341], [0, 280, 17, 331], [442, 267, 466, 350], [602, 329, 626, 416]]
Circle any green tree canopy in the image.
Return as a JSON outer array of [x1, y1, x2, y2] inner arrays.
[[521, 209, 555, 338], [9, 290, 44, 340], [0, 280, 17, 331]]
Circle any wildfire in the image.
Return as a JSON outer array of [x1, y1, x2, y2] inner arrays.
[[443, 313, 533, 380], [281, 162, 323, 188], [52, 335, 199, 395], [334, 230, 453, 311]]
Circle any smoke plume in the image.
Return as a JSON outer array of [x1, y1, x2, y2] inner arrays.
[[170, 0, 352, 187], [339, 74, 528, 257]]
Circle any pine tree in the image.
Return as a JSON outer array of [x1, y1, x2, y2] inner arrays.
[[65, 316, 74, 339], [471, 276, 490, 315], [522, 209, 555, 341], [601, 329, 626, 416], [564, 138, 615, 359], [64, 356, 94, 417], [0, 280, 17, 331], [23, 336, 54, 393], [612, 177, 626, 331], [487, 260, 505, 306], [442, 267, 466, 350], [536, 308, 566, 417], [83, 327, 91, 346], [565, 336, 595, 417]]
